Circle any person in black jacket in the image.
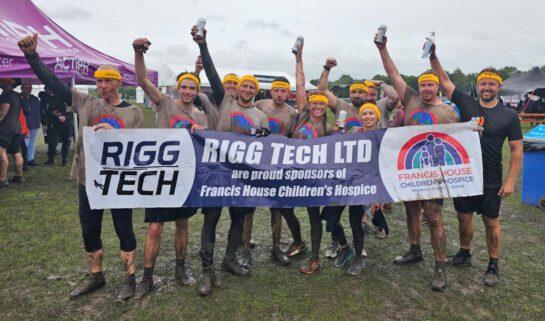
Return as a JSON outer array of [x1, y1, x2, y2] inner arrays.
[[40, 88, 73, 166]]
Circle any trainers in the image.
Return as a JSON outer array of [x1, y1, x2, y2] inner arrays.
[[237, 249, 252, 270], [394, 250, 424, 264], [8, 175, 25, 184], [446, 251, 472, 267], [175, 266, 196, 286], [27, 160, 38, 166], [221, 256, 249, 276], [483, 263, 500, 287], [69, 272, 105, 298], [134, 276, 153, 299], [431, 262, 447, 291], [325, 241, 341, 259], [347, 255, 366, 276], [117, 275, 135, 301], [334, 246, 355, 267], [375, 227, 386, 239], [0, 180, 8, 188], [271, 246, 289, 265], [299, 257, 320, 274], [198, 272, 213, 296], [285, 241, 306, 257]]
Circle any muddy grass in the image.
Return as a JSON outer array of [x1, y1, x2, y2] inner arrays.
[[0, 111, 543, 321]]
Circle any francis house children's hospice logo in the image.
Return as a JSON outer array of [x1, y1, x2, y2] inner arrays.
[[379, 123, 483, 200]]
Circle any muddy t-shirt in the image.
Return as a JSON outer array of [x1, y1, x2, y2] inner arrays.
[[68, 91, 145, 185], [292, 106, 331, 139], [155, 93, 208, 129], [403, 87, 460, 126], [196, 93, 220, 131], [216, 95, 269, 134], [0, 90, 22, 135], [335, 99, 362, 133], [255, 99, 298, 136]]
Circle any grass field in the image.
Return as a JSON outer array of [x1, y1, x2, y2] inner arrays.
[[1, 108, 544, 321]]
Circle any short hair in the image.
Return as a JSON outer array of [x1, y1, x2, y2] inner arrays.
[[478, 67, 502, 78], [97, 64, 120, 72], [273, 76, 290, 85], [175, 71, 201, 83], [418, 69, 438, 78]]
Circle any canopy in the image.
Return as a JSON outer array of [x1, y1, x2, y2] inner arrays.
[[159, 63, 316, 91], [499, 67, 545, 96], [0, 0, 157, 86]]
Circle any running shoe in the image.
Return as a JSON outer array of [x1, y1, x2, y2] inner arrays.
[[299, 258, 320, 274], [325, 241, 341, 259], [334, 246, 355, 267], [285, 241, 306, 257], [446, 251, 472, 267], [430, 261, 447, 291], [394, 250, 424, 264], [483, 263, 500, 287], [134, 276, 153, 299], [69, 272, 105, 298], [117, 275, 135, 301]]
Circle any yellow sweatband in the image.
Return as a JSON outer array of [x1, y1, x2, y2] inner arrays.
[[417, 74, 439, 85], [349, 83, 368, 93], [359, 103, 381, 120], [177, 73, 200, 91], [477, 71, 503, 85], [363, 80, 378, 89], [222, 74, 239, 84], [238, 75, 260, 92], [271, 81, 290, 91], [308, 94, 329, 105], [94, 69, 122, 81]]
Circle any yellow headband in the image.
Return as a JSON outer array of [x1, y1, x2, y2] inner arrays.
[[359, 103, 381, 120], [177, 73, 200, 91], [418, 74, 439, 85], [238, 75, 259, 92], [271, 81, 290, 91], [363, 80, 378, 89], [477, 71, 503, 85], [222, 74, 239, 85], [94, 69, 122, 81], [349, 83, 368, 93], [308, 94, 329, 105]]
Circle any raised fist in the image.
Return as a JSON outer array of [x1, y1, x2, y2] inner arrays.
[[18, 33, 38, 55], [324, 57, 337, 69], [374, 34, 387, 50], [191, 25, 207, 44], [133, 38, 151, 53]]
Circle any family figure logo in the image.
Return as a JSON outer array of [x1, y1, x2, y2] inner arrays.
[[397, 132, 469, 170]]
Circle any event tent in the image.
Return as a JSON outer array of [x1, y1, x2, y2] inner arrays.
[[158, 63, 316, 91], [499, 67, 545, 97], [0, 0, 157, 86]]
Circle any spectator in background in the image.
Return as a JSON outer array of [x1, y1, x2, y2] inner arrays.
[[39, 88, 73, 166], [0, 78, 25, 186], [20, 83, 41, 166]]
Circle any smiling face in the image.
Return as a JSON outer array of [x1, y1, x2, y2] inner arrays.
[[178, 78, 198, 104], [418, 81, 439, 104], [360, 108, 378, 130], [478, 78, 501, 103], [309, 100, 326, 119], [238, 80, 257, 104], [223, 80, 238, 97]]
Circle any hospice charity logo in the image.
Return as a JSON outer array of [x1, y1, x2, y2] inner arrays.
[[378, 124, 482, 201]]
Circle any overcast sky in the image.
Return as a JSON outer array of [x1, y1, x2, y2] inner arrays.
[[34, 0, 545, 80]]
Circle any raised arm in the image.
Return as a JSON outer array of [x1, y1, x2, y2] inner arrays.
[[379, 82, 400, 111], [429, 44, 455, 99], [294, 42, 307, 114], [317, 58, 338, 109], [133, 38, 162, 105], [18, 34, 72, 105], [191, 26, 224, 104], [374, 36, 407, 100]]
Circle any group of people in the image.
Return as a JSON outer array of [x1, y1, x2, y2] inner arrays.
[[11, 23, 522, 301], [0, 77, 74, 188]]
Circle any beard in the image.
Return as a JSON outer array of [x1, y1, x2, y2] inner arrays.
[[352, 98, 364, 107], [480, 92, 497, 103]]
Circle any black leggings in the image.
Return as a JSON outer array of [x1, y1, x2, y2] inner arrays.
[[271, 208, 303, 245], [200, 207, 247, 257], [307, 207, 323, 258], [323, 205, 366, 256], [78, 185, 135, 252]]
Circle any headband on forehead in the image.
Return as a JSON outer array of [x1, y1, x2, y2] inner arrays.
[[477, 71, 503, 85], [359, 103, 381, 120], [271, 81, 290, 91], [349, 83, 368, 93], [238, 75, 260, 92], [94, 69, 122, 81], [308, 94, 328, 105], [363, 80, 378, 89], [418, 74, 439, 85], [222, 74, 239, 84], [177, 73, 201, 91]]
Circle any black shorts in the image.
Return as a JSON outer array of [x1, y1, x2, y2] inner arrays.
[[453, 188, 501, 218], [144, 207, 198, 222], [0, 133, 22, 154]]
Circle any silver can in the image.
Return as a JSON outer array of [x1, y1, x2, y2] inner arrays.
[[292, 36, 304, 54], [196, 18, 206, 37], [375, 25, 387, 43]]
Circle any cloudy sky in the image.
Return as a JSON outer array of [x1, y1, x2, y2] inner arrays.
[[34, 0, 545, 80]]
